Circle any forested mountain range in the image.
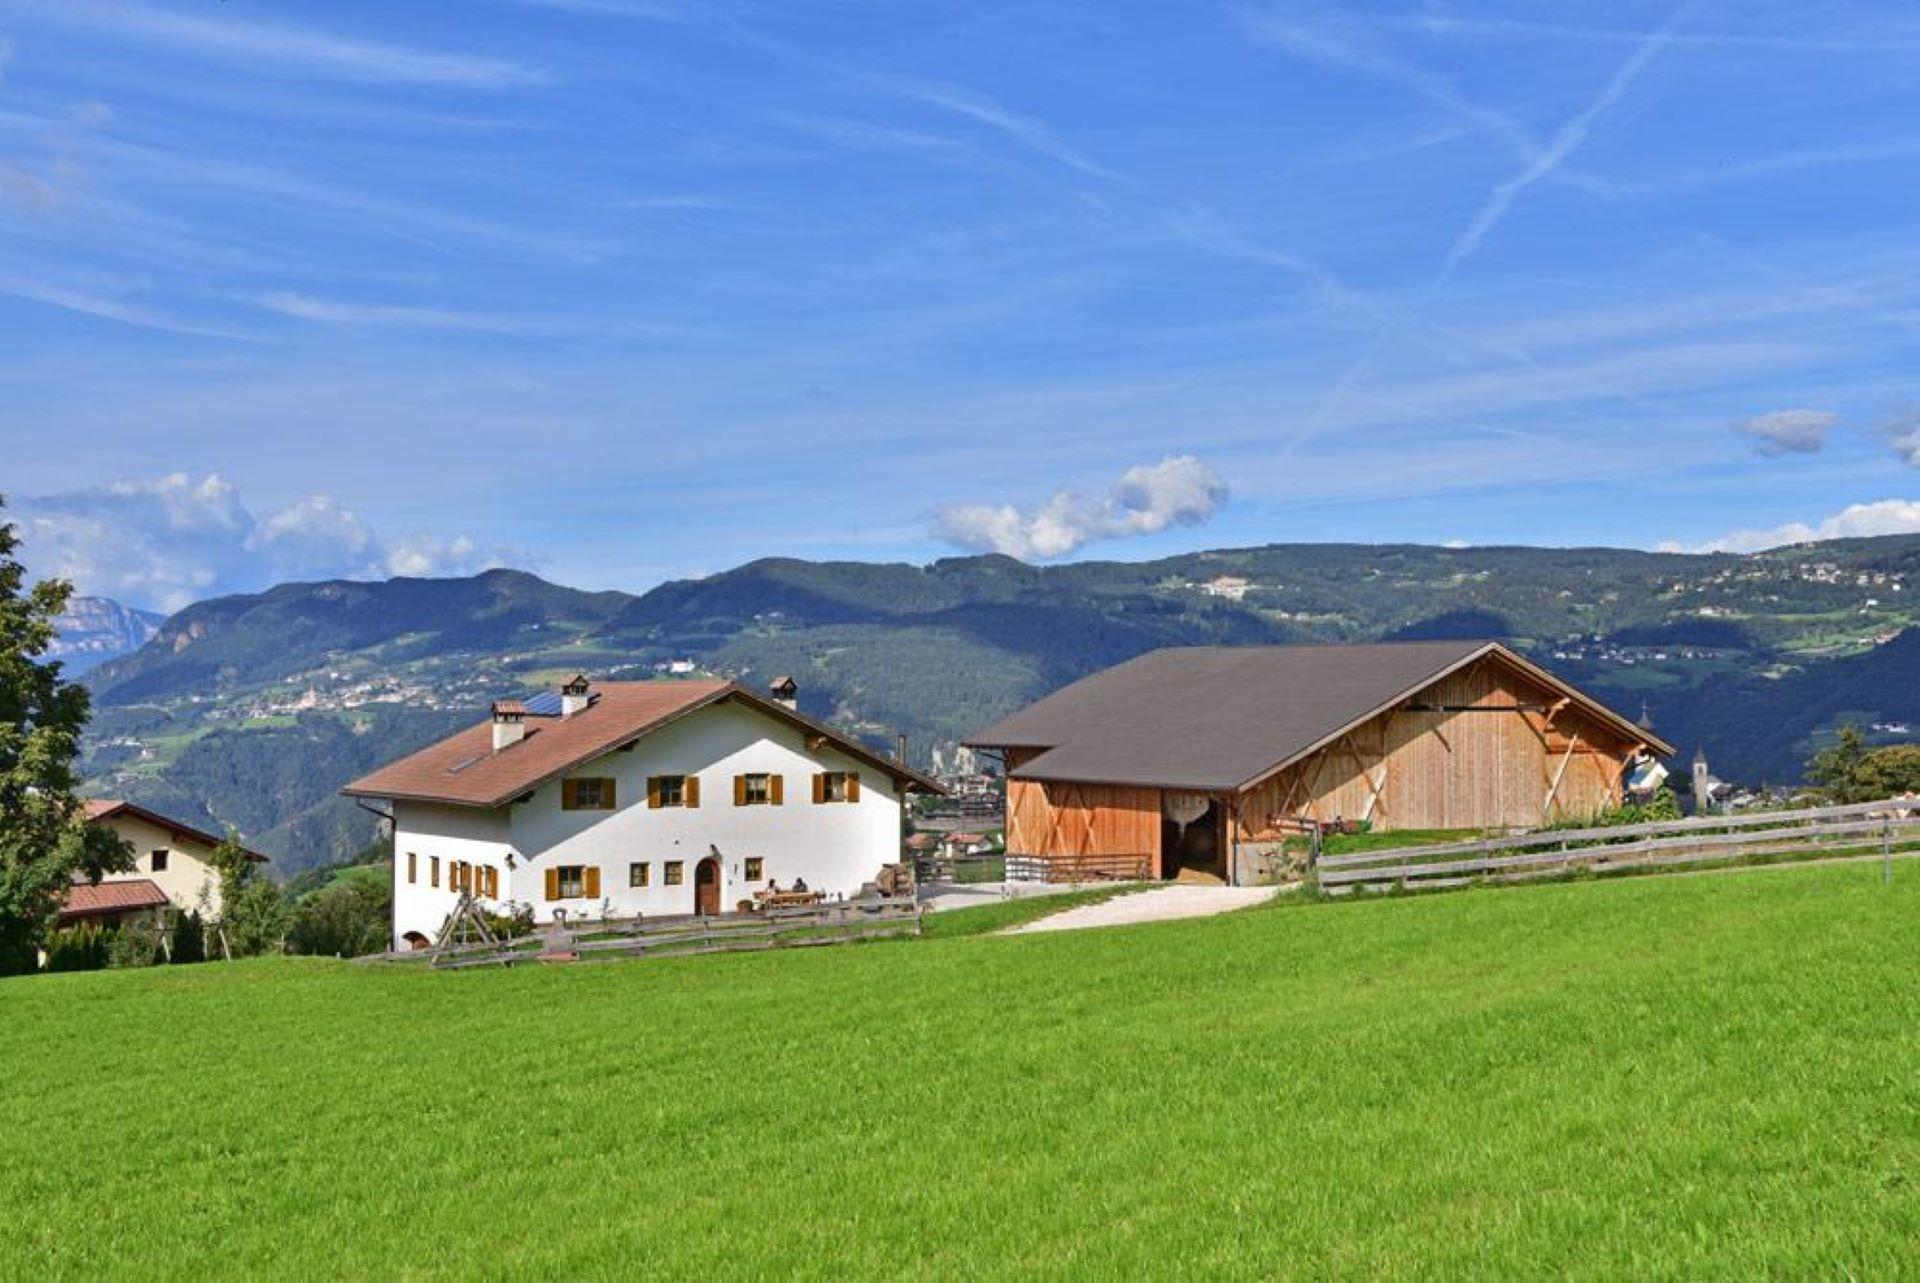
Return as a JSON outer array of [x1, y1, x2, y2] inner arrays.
[[77, 536, 1920, 878]]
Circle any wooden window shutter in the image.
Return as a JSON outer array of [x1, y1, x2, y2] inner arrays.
[[812, 772, 827, 804], [584, 866, 601, 899], [544, 867, 559, 900], [648, 776, 662, 809], [603, 779, 616, 809], [561, 780, 578, 809], [734, 774, 748, 806], [846, 772, 861, 803], [684, 776, 700, 808], [769, 774, 784, 805]]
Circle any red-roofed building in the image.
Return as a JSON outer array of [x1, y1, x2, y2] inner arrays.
[[345, 676, 943, 948], [67, 800, 268, 925]]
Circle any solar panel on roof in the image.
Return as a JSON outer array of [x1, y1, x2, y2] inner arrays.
[[523, 692, 562, 716]]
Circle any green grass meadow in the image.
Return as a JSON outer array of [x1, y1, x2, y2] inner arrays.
[[3, 863, 1915, 1279]]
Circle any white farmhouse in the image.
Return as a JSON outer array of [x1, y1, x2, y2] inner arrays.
[[343, 676, 941, 949]]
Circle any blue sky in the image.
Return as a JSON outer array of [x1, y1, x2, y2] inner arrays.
[[2, 0, 1918, 610]]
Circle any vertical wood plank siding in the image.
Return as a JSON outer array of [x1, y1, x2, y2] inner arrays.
[[1238, 656, 1637, 834]]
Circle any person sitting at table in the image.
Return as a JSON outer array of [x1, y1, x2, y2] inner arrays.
[[766, 878, 781, 894], [792, 877, 809, 893]]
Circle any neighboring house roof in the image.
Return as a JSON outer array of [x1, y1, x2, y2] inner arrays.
[[343, 680, 944, 808], [967, 641, 1674, 792], [84, 799, 268, 862], [60, 878, 171, 921]]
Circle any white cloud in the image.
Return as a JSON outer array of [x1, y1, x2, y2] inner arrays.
[[1734, 408, 1836, 456], [12, 473, 530, 612], [1886, 409, 1920, 468], [1668, 499, 1920, 554], [935, 456, 1228, 560]]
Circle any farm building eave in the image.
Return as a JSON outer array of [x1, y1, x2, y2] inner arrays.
[[968, 641, 1674, 793]]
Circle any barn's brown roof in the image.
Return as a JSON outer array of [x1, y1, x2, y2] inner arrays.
[[84, 800, 268, 862], [60, 878, 171, 920], [343, 680, 943, 808], [967, 641, 1673, 792]]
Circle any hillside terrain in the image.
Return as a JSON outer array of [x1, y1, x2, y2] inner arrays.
[[77, 537, 1920, 876], [1, 865, 1911, 1277]]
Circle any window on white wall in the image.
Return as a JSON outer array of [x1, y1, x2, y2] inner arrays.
[[629, 862, 649, 888], [150, 849, 170, 872]]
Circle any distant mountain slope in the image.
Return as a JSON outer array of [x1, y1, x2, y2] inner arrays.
[[51, 596, 164, 674], [80, 536, 1920, 878]]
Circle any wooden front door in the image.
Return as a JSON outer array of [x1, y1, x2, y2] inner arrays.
[[694, 856, 721, 916]]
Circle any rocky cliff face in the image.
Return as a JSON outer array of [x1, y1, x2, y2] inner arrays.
[[50, 596, 165, 674]]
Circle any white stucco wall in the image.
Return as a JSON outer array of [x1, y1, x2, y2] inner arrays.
[[95, 814, 226, 918], [388, 701, 906, 947]]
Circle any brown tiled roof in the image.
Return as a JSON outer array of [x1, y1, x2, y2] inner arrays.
[[61, 878, 171, 920], [968, 641, 1674, 791], [343, 680, 944, 808], [83, 800, 268, 862]]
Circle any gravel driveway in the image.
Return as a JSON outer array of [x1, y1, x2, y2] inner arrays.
[[1002, 884, 1278, 934]]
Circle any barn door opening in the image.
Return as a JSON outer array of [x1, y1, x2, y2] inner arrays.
[[694, 856, 721, 916], [1160, 797, 1226, 883]]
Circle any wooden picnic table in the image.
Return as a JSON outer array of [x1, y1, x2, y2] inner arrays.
[[756, 889, 824, 909]]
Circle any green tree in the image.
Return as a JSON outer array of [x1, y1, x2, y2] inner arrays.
[[209, 830, 287, 957], [170, 909, 207, 965], [0, 496, 132, 974], [1807, 726, 1875, 803], [1858, 745, 1920, 798]]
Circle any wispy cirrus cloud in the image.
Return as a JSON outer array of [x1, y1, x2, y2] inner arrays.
[[873, 77, 1126, 183], [22, 1, 549, 88], [1440, 1, 1695, 277], [1241, 8, 1537, 160], [0, 276, 253, 340], [247, 292, 538, 333]]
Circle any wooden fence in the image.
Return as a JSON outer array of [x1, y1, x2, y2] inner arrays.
[[365, 896, 923, 970], [1315, 797, 1920, 894], [1004, 852, 1153, 884]]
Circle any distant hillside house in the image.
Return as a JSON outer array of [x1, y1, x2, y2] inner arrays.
[[344, 676, 941, 950], [968, 642, 1674, 886], [66, 800, 267, 927]]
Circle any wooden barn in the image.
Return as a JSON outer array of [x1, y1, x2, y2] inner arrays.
[[967, 641, 1674, 885]]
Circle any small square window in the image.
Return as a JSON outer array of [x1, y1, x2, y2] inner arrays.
[[655, 775, 685, 806], [664, 860, 684, 886], [742, 774, 770, 805], [150, 849, 170, 873], [744, 857, 764, 881], [556, 866, 586, 899], [629, 861, 650, 888], [564, 777, 615, 810]]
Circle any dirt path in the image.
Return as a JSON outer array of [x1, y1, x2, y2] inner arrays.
[[1002, 884, 1278, 934]]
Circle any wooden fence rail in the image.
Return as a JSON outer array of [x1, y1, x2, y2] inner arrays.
[[364, 896, 923, 969], [1317, 798, 1920, 893], [1005, 852, 1153, 884]]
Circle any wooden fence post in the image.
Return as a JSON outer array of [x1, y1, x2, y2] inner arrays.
[[1884, 817, 1894, 887]]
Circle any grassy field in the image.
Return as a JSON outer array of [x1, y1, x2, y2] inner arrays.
[[2, 864, 1914, 1279]]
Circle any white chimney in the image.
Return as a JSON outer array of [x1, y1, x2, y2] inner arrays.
[[492, 700, 528, 751], [768, 676, 798, 710], [560, 674, 593, 718]]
